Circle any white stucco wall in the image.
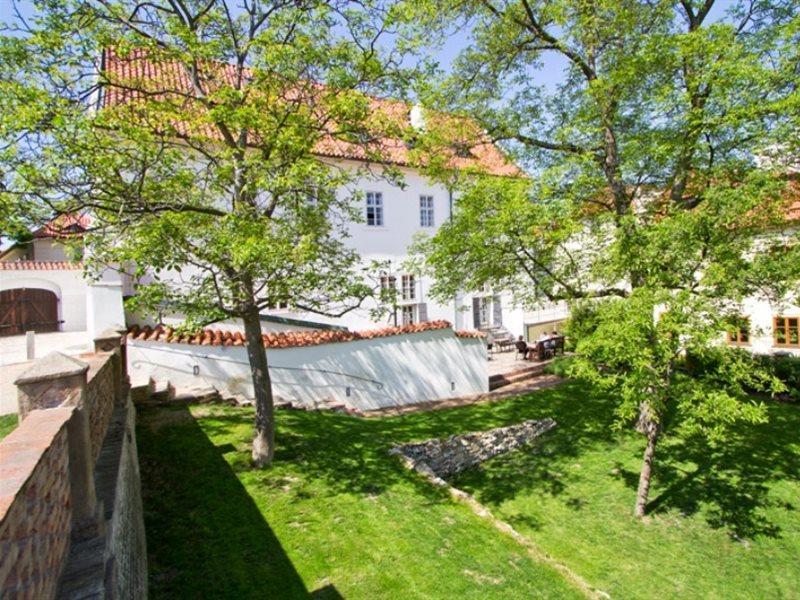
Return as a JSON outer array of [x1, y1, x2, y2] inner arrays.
[[0, 271, 88, 332], [733, 296, 800, 357], [127, 328, 488, 411], [32, 239, 72, 262], [86, 282, 126, 338]]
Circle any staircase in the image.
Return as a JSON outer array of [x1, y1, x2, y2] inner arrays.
[[489, 362, 549, 391]]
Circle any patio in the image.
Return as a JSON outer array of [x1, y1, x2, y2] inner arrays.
[[487, 348, 532, 377]]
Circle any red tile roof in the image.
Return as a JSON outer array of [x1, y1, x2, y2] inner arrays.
[[0, 261, 83, 271], [33, 214, 91, 239], [101, 48, 521, 177], [784, 176, 800, 221], [127, 320, 485, 348]]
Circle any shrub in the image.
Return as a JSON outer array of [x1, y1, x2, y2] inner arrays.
[[545, 355, 575, 378], [757, 354, 800, 401]]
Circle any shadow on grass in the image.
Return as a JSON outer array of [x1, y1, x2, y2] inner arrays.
[[137, 404, 341, 599], [446, 381, 800, 541], [639, 402, 800, 540], [448, 381, 620, 518]]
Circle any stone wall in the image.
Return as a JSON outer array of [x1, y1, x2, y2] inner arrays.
[[0, 330, 148, 599], [106, 400, 148, 599], [86, 354, 117, 463], [0, 408, 74, 599], [391, 418, 557, 478]]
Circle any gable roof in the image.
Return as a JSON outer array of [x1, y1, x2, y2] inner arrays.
[[32, 214, 91, 239], [101, 48, 522, 177]]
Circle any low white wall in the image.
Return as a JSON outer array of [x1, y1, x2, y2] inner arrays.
[[86, 283, 126, 339], [127, 328, 488, 411]]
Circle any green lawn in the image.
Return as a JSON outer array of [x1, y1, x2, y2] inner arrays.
[[0, 413, 18, 441], [137, 381, 800, 599], [137, 400, 583, 599], [452, 384, 800, 599]]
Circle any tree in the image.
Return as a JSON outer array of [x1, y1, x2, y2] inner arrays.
[[0, 0, 410, 466], [403, 0, 800, 515]]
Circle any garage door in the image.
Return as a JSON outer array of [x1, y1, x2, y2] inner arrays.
[[0, 288, 60, 337]]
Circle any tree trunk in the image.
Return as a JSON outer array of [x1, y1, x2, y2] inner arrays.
[[242, 305, 275, 467], [634, 407, 661, 518]]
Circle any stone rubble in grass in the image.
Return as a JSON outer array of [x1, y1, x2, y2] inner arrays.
[[390, 418, 556, 479]]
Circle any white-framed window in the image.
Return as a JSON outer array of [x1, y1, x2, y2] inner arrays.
[[366, 191, 383, 226], [420, 195, 434, 227], [379, 275, 396, 291], [401, 304, 415, 325], [401, 275, 416, 301]]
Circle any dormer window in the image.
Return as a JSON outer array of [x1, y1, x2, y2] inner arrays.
[[453, 142, 473, 158]]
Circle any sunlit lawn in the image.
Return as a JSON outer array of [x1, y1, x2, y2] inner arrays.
[[137, 379, 800, 599], [452, 384, 800, 599], [0, 413, 17, 441], [137, 396, 584, 599]]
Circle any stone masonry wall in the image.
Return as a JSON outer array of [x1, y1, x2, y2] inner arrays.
[[0, 408, 74, 599], [391, 418, 557, 478], [1, 334, 148, 600], [106, 400, 148, 599], [86, 355, 116, 463]]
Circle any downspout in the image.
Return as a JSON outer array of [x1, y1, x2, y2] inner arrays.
[[449, 186, 460, 328]]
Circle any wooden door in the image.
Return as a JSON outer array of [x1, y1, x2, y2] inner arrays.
[[0, 288, 60, 336]]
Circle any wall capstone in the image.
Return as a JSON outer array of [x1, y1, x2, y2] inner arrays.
[[15, 352, 89, 418]]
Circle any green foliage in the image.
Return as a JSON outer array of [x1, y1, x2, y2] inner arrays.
[[543, 355, 574, 377], [756, 354, 800, 400], [0, 1, 409, 324], [401, 0, 800, 502], [0, 414, 18, 441]]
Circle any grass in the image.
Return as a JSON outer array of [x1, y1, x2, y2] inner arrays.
[[137, 381, 800, 599], [0, 413, 18, 441], [451, 384, 800, 599], [137, 399, 584, 599]]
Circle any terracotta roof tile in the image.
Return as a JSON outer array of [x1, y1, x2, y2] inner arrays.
[[101, 48, 521, 177], [0, 261, 83, 271], [33, 214, 91, 239], [127, 320, 485, 349]]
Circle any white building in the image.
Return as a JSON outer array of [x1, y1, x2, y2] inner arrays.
[[101, 50, 569, 342], [725, 181, 800, 356], [0, 216, 126, 340]]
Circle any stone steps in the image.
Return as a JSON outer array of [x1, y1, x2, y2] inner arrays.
[[489, 362, 548, 391]]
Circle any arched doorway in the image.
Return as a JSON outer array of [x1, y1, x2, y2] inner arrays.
[[0, 288, 60, 336]]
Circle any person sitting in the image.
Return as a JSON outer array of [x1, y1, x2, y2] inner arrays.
[[537, 331, 550, 342], [543, 331, 558, 358], [515, 335, 529, 360]]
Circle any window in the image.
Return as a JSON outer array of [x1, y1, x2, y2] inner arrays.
[[366, 192, 383, 226], [479, 297, 491, 327], [379, 275, 396, 291], [774, 316, 799, 347], [420, 195, 434, 227], [727, 318, 750, 345], [401, 304, 415, 325], [401, 275, 416, 301]]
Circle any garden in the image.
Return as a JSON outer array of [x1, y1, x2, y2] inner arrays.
[[138, 379, 800, 598]]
